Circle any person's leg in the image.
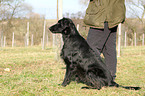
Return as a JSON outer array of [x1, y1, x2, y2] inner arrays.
[[87, 25, 118, 80], [102, 26, 118, 80], [87, 27, 104, 55], [87, 22, 111, 53]]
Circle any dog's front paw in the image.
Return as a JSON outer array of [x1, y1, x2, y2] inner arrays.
[[61, 83, 67, 87]]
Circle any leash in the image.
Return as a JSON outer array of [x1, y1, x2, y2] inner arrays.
[[100, 22, 111, 53]]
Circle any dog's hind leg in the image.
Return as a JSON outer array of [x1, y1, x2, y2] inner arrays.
[[86, 71, 105, 90]]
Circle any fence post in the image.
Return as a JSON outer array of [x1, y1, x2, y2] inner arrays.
[[0, 31, 1, 47], [42, 20, 46, 50], [26, 22, 29, 46], [143, 33, 144, 46], [1, 31, 3, 47], [134, 32, 136, 46], [124, 31, 127, 47], [117, 23, 121, 57], [77, 24, 79, 31], [4, 36, 6, 47], [59, 0, 63, 19], [12, 32, 14, 47]]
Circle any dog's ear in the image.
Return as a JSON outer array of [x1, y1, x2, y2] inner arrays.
[[62, 27, 71, 35]]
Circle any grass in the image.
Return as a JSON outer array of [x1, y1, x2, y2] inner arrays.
[[0, 46, 145, 96]]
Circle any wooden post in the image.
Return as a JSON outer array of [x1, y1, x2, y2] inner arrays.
[[26, 22, 29, 46], [59, 0, 63, 19], [77, 24, 79, 31], [12, 32, 14, 47], [4, 36, 6, 47], [143, 33, 144, 46], [124, 32, 127, 47], [57, 0, 59, 21], [117, 23, 121, 57], [1, 31, 3, 47], [42, 20, 46, 50], [0, 30, 1, 47], [134, 32, 136, 46], [59, 0, 63, 49]]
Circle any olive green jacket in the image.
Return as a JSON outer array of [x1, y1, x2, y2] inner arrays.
[[84, 0, 126, 28]]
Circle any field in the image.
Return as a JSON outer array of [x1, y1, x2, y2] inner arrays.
[[0, 46, 145, 96]]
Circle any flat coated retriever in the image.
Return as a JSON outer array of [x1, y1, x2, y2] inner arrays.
[[49, 18, 140, 90]]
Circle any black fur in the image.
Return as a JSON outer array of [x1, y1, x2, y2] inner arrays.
[[49, 18, 141, 90]]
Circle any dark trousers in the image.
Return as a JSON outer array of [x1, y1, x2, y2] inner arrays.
[[87, 23, 118, 79]]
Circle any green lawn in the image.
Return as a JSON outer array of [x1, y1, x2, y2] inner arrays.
[[0, 46, 145, 96]]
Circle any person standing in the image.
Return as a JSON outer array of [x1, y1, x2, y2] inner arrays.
[[84, 0, 126, 80]]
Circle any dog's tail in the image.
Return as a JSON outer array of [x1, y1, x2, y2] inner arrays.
[[110, 81, 141, 90], [118, 85, 141, 90]]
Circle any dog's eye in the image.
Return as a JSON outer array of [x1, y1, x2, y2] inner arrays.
[[58, 22, 62, 25], [58, 22, 61, 25]]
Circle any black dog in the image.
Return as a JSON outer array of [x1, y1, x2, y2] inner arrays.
[[49, 18, 140, 90]]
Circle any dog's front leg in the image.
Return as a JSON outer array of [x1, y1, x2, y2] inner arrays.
[[62, 64, 75, 87]]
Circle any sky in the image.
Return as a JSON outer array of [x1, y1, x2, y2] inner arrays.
[[25, 0, 88, 19], [24, 0, 145, 19]]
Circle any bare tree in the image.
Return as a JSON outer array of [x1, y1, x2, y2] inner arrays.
[[125, 0, 145, 45], [126, 0, 145, 29], [0, 0, 32, 26], [126, 0, 145, 20], [0, 0, 32, 46], [79, 0, 89, 6]]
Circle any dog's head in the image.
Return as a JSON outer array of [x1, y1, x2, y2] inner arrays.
[[49, 18, 77, 35]]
